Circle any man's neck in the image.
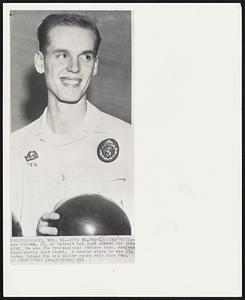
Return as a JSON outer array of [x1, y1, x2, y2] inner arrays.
[[46, 95, 87, 135]]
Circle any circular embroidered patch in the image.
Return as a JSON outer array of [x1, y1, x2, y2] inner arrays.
[[97, 138, 119, 163]]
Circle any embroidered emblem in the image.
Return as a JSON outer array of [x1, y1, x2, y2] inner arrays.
[[97, 138, 119, 163], [24, 150, 39, 162]]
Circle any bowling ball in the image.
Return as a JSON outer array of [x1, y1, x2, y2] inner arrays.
[[50, 194, 131, 236], [12, 214, 23, 237]]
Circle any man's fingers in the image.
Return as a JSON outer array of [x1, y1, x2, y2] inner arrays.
[[38, 220, 48, 227], [36, 212, 60, 235], [41, 212, 60, 221], [38, 226, 58, 235]]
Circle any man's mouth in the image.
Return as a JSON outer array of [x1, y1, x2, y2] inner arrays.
[[60, 77, 81, 87]]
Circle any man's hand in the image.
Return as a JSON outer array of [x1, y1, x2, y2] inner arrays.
[[36, 212, 60, 236]]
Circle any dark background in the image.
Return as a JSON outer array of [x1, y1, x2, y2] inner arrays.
[[10, 10, 131, 132]]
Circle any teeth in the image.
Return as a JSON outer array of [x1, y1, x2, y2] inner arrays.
[[61, 79, 80, 85]]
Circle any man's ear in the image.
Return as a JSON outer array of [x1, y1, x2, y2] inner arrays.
[[34, 51, 45, 74], [92, 57, 99, 76]]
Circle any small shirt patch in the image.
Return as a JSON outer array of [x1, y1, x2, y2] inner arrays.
[[97, 138, 119, 163], [24, 150, 39, 162]]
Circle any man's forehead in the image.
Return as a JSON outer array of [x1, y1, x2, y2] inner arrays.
[[48, 25, 94, 38], [47, 25, 96, 48]]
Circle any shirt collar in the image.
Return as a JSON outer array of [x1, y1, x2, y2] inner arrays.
[[31, 100, 105, 145]]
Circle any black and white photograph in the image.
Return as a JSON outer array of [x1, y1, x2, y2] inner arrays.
[[3, 3, 242, 297], [10, 10, 134, 238]]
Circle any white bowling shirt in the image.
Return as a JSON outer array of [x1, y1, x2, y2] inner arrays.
[[11, 100, 134, 236]]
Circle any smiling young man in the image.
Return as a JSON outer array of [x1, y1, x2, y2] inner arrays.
[[11, 14, 134, 237]]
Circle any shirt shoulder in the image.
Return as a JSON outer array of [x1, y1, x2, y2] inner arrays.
[[90, 102, 132, 134], [11, 117, 42, 151]]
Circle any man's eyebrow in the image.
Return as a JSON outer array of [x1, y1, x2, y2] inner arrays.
[[52, 49, 69, 54], [80, 50, 94, 55], [52, 49, 95, 55]]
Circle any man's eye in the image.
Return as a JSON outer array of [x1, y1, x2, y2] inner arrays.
[[79, 54, 93, 62], [57, 53, 69, 60]]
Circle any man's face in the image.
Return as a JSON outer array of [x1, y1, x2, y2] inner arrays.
[[37, 25, 98, 104]]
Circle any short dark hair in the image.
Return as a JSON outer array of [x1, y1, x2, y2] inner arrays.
[[37, 13, 101, 55]]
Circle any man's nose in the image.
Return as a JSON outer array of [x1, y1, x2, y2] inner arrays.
[[67, 58, 80, 73]]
